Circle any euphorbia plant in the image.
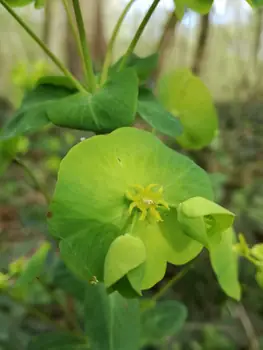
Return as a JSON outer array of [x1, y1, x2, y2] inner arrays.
[[0, 0, 260, 348]]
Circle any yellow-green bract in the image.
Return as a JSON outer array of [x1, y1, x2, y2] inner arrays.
[[48, 127, 239, 299]]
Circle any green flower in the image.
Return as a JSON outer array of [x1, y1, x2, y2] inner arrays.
[[48, 127, 234, 296]]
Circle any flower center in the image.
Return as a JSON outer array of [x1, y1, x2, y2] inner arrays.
[[125, 184, 170, 222]]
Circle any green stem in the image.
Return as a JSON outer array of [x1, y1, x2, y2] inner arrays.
[[119, 0, 161, 70], [0, 0, 86, 93], [62, 0, 85, 68], [72, 0, 96, 92], [100, 0, 137, 85], [14, 158, 51, 204], [152, 264, 192, 302]]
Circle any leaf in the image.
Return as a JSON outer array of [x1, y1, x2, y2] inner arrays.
[[27, 332, 89, 350], [186, 0, 213, 13], [256, 269, 263, 289], [137, 88, 183, 138], [247, 0, 263, 8], [0, 136, 18, 176], [141, 300, 187, 346], [1, 81, 73, 139], [111, 54, 158, 82], [177, 197, 235, 247], [14, 242, 51, 289], [251, 243, 263, 261], [5, 0, 33, 7], [2, 69, 138, 138], [84, 283, 140, 350], [104, 234, 146, 294], [173, 0, 186, 19], [210, 228, 241, 300], [158, 68, 218, 149], [52, 261, 86, 301], [48, 68, 138, 132], [59, 222, 120, 282], [5, 0, 45, 7]]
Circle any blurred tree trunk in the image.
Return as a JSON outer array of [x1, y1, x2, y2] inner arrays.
[[91, 0, 106, 71], [192, 14, 210, 75], [43, 0, 52, 46], [66, 0, 106, 78], [153, 12, 179, 81], [253, 8, 263, 87]]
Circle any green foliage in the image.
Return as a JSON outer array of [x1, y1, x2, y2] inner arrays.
[[1, 69, 138, 139], [137, 87, 183, 138], [4, 0, 33, 7], [4, 0, 44, 8], [110, 53, 158, 83], [84, 284, 140, 350], [158, 68, 218, 149], [247, 0, 263, 7], [14, 242, 50, 289], [141, 300, 187, 346], [209, 228, 241, 300], [1, 80, 74, 139], [177, 197, 234, 247], [173, 0, 213, 16], [0, 135, 29, 176], [27, 332, 89, 350]]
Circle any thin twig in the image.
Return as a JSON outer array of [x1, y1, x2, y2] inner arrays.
[[0, 0, 87, 93]]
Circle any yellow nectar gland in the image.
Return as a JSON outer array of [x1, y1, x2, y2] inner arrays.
[[126, 184, 170, 222]]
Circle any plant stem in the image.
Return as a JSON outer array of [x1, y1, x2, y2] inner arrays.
[[62, 0, 85, 68], [72, 0, 96, 92], [0, 0, 86, 93], [100, 0, 137, 85], [119, 0, 161, 70], [152, 264, 192, 302], [14, 158, 50, 204]]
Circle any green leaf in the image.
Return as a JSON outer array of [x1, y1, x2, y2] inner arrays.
[[84, 284, 140, 350], [141, 300, 187, 346], [111, 54, 158, 82], [34, 0, 45, 8], [48, 68, 138, 132], [2, 69, 138, 139], [58, 222, 120, 282], [27, 332, 89, 350], [5, 0, 33, 7], [14, 242, 50, 289], [251, 243, 263, 261], [52, 261, 86, 301], [210, 228, 241, 300], [247, 0, 263, 8], [104, 234, 146, 294], [177, 197, 235, 247], [137, 87, 183, 138], [0, 136, 17, 176], [174, 0, 186, 19], [1, 81, 73, 139], [256, 269, 263, 289], [186, 0, 213, 13], [158, 68, 218, 149]]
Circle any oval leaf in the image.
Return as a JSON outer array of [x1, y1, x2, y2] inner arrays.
[[137, 87, 183, 138], [158, 68, 218, 149], [104, 234, 146, 292], [210, 228, 241, 300], [85, 284, 140, 350], [141, 300, 188, 346]]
